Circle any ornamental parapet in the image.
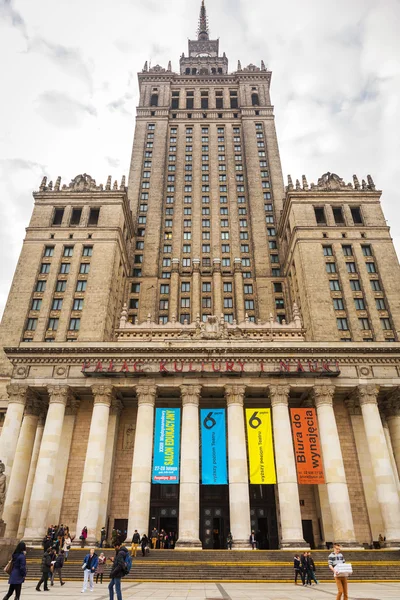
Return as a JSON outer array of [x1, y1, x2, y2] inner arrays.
[[116, 306, 305, 342]]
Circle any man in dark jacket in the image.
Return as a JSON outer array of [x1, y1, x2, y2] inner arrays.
[[36, 548, 52, 591], [51, 549, 65, 587], [108, 544, 129, 600]]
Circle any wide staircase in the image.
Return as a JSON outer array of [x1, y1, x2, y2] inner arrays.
[[5, 548, 400, 582]]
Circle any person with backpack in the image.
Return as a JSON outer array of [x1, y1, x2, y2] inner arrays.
[[131, 530, 140, 558], [50, 549, 65, 587], [3, 541, 27, 600], [108, 543, 131, 600], [36, 547, 52, 592], [81, 548, 99, 593]]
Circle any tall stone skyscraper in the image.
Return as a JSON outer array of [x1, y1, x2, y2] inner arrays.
[[0, 1, 400, 551]]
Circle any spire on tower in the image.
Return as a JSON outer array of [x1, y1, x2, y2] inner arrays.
[[197, 0, 209, 40]]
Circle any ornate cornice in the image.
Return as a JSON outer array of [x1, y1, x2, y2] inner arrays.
[[6, 383, 29, 405], [225, 385, 246, 406], [91, 385, 115, 407], [136, 385, 156, 406], [268, 385, 290, 407], [47, 385, 72, 406], [354, 384, 379, 407], [311, 385, 335, 408], [180, 385, 201, 406]]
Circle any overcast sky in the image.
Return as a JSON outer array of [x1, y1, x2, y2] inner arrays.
[[1, 0, 399, 318]]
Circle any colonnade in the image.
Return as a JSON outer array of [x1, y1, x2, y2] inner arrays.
[[1, 382, 400, 548]]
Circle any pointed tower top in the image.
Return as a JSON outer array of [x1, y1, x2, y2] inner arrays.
[[197, 0, 209, 40]]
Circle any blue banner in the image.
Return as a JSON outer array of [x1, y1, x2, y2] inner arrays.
[[201, 409, 228, 485], [152, 408, 181, 484]]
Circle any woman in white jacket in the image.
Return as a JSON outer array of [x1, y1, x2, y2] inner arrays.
[[63, 534, 72, 562]]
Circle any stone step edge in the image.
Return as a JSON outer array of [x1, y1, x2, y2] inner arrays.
[[1, 577, 400, 584]]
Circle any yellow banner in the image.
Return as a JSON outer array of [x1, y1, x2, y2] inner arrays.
[[245, 409, 276, 484]]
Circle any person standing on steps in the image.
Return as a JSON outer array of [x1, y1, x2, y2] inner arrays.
[[63, 532, 72, 562], [307, 552, 318, 585], [81, 548, 99, 593], [227, 532, 233, 550], [96, 553, 107, 584], [100, 527, 107, 548], [249, 530, 257, 550], [36, 547, 52, 592], [140, 534, 149, 556], [328, 543, 349, 600], [50, 549, 65, 587], [131, 530, 140, 558], [3, 541, 27, 600], [80, 526, 88, 548], [293, 554, 304, 585], [151, 527, 158, 550]]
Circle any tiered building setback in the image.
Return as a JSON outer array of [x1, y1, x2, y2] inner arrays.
[[1, 1, 400, 550]]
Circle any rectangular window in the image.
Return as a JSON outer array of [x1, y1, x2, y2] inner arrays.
[[181, 282, 190, 293], [354, 298, 366, 310], [26, 318, 37, 331], [181, 298, 190, 308], [40, 263, 51, 274], [182, 258, 191, 267], [82, 246, 93, 256], [337, 318, 349, 330], [202, 297, 212, 308], [69, 318, 80, 331], [381, 317, 391, 330], [79, 263, 90, 274], [342, 245, 353, 256], [129, 298, 139, 310], [242, 258, 250, 267], [362, 245, 372, 256], [73, 299, 84, 311], [326, 263, 337, 273], [44, 246, 54, 257], [333, 207, 345, 224], [359, 318, 370, 330], [35, 280, 46, 292], [51, 298, 63, 310], [224, 298, 233, 308], [133, 268, 142, 277], [162, 258, 171, 267], [366, 262, 376, 273], [60, 263, 70, 274], [88, 208, 100, 226], [221, 244, 230, 253], [244, 285, 253, 294], [52, 208, 64, 226], [76, 280, 87, 292], [376, 298, 386, 310], [270, 254, 279, 263], [329, 280, 341, 291], [351, 207, 363, 224], [221, 232, 229, 240], [47, 318, 59, 331], [245, 299, 254, 310], [56, 280, 66, 292], [31, 298, 42, 310], [159, 300, 169, 310], [370, 280, 381, 291], [63, 246, 73, 257], [350, 280, 361, 291], [183, 232, 191, 240], [202, 244, 210, 253], [183, 245, 191, 253], [240, 232, 249, 240], [346, 262, 357, 273], [160, 285, 170, 295], [314, 207, 326, 225], [221, 258, 230, 267], [273, 282, 283, 293], [333, 298, 344, 310], [131, 283, 140, 294]]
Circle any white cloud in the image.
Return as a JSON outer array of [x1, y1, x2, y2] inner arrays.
[[0, 0, 400, 319]]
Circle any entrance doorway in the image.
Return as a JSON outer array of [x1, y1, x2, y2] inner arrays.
[[302, 520, 315, 549], [249, 484, 279, 549], [200, 485, 230, 549], [113, 519, 128, 543], [149, 484, 179, 547]]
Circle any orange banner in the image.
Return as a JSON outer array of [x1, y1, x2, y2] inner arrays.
[[290, 408, 325, 484]]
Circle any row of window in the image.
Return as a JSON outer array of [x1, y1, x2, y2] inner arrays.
[[314, 205, 363, 227], [52, 207, 100, 227]]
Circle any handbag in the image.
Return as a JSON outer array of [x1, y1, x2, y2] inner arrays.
[[4, 559, 13, 575], [335, 563, 353, 577], [79, 535, 84, 540]]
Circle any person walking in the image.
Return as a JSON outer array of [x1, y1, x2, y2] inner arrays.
[[293, 554, 304, 585], [307, 552, 318, 585], [36, 547, 52, 592], [80, 526, 88, 548], [249, 530, 257, 550], [81, 548, 99, 593], [95, 553, 106, 584], [63, 532, 72, 562], [140, 534, 149, 557], [57, 524, 65, 549], [328, 543, 349, 600], [131, 530, 140, 558], [227, 532, 233, 550], [108, 543, 129, 600], [100, 527, 107, 548], [301, 552, 310, 585], [151, 527, 158, 550], [50, 550, 65, 587], [3, 541, 27, 600]]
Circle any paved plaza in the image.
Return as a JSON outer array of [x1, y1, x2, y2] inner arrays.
[[1, 581, 399, 600]]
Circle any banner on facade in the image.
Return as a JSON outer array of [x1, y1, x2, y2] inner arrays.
[[200, 409, 228, 485], [152, 408, 181, 484], [290, 408, 325, 484], [245, 409, 276, 484]]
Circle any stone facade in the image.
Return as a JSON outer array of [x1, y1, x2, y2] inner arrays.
[[0, 1, 400, 550]]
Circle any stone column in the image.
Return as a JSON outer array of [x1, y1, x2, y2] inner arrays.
[[0, 385, 29, 478], [127, 385, 156, 538], [17, 414, 45, 539], [97, 397, 123, 535], [191, 259, 201, 321], [311, 385, 358, 545], [212, 258, 223, 317], [383, 389, 400, 480], [24, 385, 70, 541], [269, 385, 307, 547], [46, 397, 80, 527], [76, 385, 114, 545], [345, 397, 383, 541], [176, 385, 202, 549], [225, 385, 251, 549], [170, 259, 180, 321], [234, 258, 245, 323], [3, 394, 41, 538], [355, 385, 400, 545], [381, 414, 400, 492]]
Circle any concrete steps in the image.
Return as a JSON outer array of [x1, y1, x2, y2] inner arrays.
[[3, 548, 400, 582]]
